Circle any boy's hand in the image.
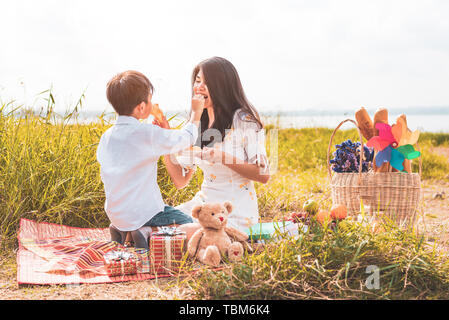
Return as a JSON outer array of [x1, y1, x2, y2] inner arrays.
[[152, 115, 170, 129], [191, 94, 205, 115]]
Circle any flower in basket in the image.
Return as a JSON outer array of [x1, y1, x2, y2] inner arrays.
[[330, 139, 374, 173], [366, 120, 420, 172]]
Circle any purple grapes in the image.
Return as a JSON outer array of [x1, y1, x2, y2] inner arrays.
[[330, 139, 374, 173]]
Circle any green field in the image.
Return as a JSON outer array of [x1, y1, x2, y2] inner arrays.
[[1, 96, 449, 299]]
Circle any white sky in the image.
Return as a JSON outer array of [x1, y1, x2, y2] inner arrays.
[[1, 0, 448, 114]]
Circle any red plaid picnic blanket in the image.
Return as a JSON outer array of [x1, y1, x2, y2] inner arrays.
[[17, 219, 162, 285], [20, 236, 119, 275]]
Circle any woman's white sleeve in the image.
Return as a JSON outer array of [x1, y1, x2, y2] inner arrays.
[[241, 120, 269, 170]]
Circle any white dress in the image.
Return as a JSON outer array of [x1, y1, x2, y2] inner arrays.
[[175, 109, 269, 231]]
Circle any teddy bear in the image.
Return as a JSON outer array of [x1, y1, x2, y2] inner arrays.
[[187, 201, 252, 267]]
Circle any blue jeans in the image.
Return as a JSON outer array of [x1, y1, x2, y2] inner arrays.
[[143, 206, 193, 227], [109, 206, 193, 250]]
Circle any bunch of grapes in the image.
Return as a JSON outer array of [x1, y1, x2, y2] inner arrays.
[[289, 211, 340, 232], [289, 211, 311, 224], [330, 139, 374, 173]]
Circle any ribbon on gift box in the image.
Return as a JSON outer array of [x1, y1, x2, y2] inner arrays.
[[125, 247, 151, 274], [104, 249, 141, 276], [153, 226, 186, 237], [104, 250, 134, 261]]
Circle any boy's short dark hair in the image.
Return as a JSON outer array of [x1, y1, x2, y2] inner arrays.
[[106, 70, 154, 115]]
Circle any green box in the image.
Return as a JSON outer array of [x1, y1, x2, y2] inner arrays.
[[244, 221, 295, 240]]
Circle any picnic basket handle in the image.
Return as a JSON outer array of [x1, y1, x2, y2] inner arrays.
[[327, 119, 364, 181]]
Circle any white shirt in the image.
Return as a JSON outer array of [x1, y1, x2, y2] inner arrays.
[[96, 116, 198, 231], [175, 109, 269, 231]]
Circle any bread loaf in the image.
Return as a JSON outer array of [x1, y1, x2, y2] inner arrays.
[[355, 107, 374, 141]]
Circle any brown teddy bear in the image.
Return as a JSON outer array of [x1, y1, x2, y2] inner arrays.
[[187, 201, 251, 267]]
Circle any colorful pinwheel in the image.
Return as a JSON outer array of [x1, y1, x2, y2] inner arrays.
[[366, 119, 421, 172]]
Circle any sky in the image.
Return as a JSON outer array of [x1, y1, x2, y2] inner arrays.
[[1, 0, 449, 115]]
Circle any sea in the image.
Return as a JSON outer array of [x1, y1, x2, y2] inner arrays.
[[261, 113, 449, 133], [10, 107, 449, 133]]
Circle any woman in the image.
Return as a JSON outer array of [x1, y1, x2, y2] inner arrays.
[[159, 57, 270, 231]]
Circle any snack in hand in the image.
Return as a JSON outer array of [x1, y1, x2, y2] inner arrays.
[[150, 103, 164, 123]]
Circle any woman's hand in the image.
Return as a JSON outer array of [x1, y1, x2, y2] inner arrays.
[[201, 147, 270, 184], [190, 94, 205, 124], [201, 147, 224, 164]]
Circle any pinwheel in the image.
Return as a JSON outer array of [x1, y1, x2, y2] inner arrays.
[[366, 119, 420, 172]]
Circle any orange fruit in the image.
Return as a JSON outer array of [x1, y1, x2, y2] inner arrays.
[[330, 204, 347, 220], [331, 204, 348, 220], [315, 210, 331, 225]]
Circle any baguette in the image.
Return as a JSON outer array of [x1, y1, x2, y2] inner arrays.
[[355, 107, 374, 141], [373, 108, 389, 136]]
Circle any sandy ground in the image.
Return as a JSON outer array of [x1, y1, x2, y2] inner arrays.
[[418, 147, 449, 246], [417, 182, 449, 245], [0, 256, 197, 300]]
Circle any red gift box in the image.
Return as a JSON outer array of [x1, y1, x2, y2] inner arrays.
[[104, 250, 141, 277], [149, 229, 186, 275]]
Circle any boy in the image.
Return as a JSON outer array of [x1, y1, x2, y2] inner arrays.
[[97, 70, 204, 249]]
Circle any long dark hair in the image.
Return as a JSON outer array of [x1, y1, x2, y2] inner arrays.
[[191, 57, 263, 148]]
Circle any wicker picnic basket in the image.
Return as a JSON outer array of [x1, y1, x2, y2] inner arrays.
[[327, 119, 422, 226]]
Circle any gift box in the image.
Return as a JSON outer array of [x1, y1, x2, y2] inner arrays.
[[149, 226, 186, 275], [126, 247, 151, 274], [104, 250, 141, 277]]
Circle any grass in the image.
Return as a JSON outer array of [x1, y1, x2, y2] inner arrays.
[[184, 218, 449, 299], [1, 92, 449, 299]]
